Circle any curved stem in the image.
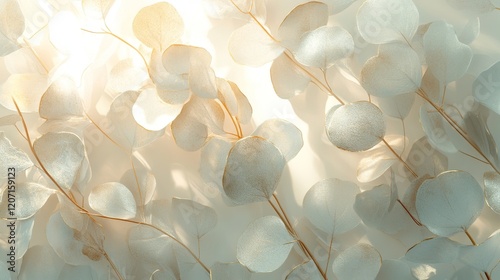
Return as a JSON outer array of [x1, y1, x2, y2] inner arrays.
[[218, 99, 243, 138], [381, 138, 418, 178], [464, 228, 477, 246], [397, 199, 422, 226], [102, 251, 125, 280], [324, 234, 334, 276]]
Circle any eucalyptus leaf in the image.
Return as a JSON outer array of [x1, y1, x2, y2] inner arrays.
[[405, 136, 448, 178], [120, 167, 156, 207], [128, 225, 176, 267], [252, 118, 303, 161], [172, 198, 217, 238], [223, 136, 285, 204], [0, 182, 54, 220], [404, 237, 463, 264], [0, 0, 25, 56], [217, 78, 253, 123], [332, 243, 381, 280], [18, 245, 64, 280], [375, 93, 415, 119], [483, 171, 500, 214], [82, 0, 113, 19], [303, 178, 360, 235], [361, 43, 421, 97], [473, 61, 500, 115], [375, 259, 413, 280], [460, 231, 500, 274], [0, 132, 32, 177], [199, 136, 232, 192], [326, 102, 386, 152], [33, 132, 85, 190], [459, 17, 480, 44], [228, 22, 284, 67], [294, 26, 354, 69], [132, 87, 183, 131], [88, 182, 137, 219], [132, 2, 184, 51], [0, 73, 49, 112], [419, 105, 458, 154], [463, 111, 499, 168], [416, 171, 484, 236], [237, 216, 295, 272], [270, 53, 311, 99], [448, 0, 495, 14], [423, 21, 472, 83], [277, 1, 329, 49], [357, 0, 419, 44], [39, 77, 84, 120]]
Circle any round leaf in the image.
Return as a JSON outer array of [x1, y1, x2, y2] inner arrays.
[[404, 237, 463, 264], [237, 216, 295, 272], [33, 132, 85, 190], [132, 2, 184, 51], [416, 171, 484, 236], [332, 243, 381, 280], [423, 21, 472, 83], [223, 136, 286, 205], [473, 61, 500, 115], [132, 87, 183, 131], [270, 53, 311, 99], [356, 0, 419, 44], [39, 77, 84, 120], [0, 182, 54, 219], [294, 26, 354, 69], [252, 118, 303, 161], [172, 198, 217, 238], [325, 102, 386, 152], [89, 182, 137, 219], [286, 260, 323, 280], [303, 178, 360, 235], [483, 171, 500, 214], [0, 132, 32, 177]]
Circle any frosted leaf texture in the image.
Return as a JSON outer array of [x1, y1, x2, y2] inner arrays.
[[326, 102, 386, 152], [252, 118, 303, 161], [0, 132, 32, 177], [357, 0, 419, 44], [473, 61, 500, 115], [332, 243, 381, 280], [237, 216, 295, 272], [223, 137, 285, 204], [484, 171, 500, 213], [416, 171, 484, 236], [172, 198, 217, 238], [303, 178, 360, 234]]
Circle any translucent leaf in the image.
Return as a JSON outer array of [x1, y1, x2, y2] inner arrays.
[[120, 167, 156, 207], [459, 17, 480, 44], [423, 21, 472, 83], [419, 105, 458, 154], [58, 265, 97, 280], [128, 225, 175, 267], [0, 0, 24, 56], [82, 0, 113, 19], [105, 59, 147, 94], [404, 237, 463, 264], [473, 61, 500, 115], [210, 262, 252, 280], [0, 182, 54, 219], [33, 132, 85, 190], [375, 93, 415, 119], [331, 0, 358, 13], [18, 245, 64, 280], [149, 269, 177, 280], [252, 119, 303, 161], [132, 88, 183, 131], [484, 171, 500, 213], [200, 136, 232, 192], [303, 178, 360, 235], [357, 135, 405, 183], [354, 184, 409, 233], [228, 22, 284, 67], [106, 91, 165, 149], [0, 132, 32, 177], [149, 49, 190, 104], [237, 216, 295, 272], [448, 0, 495, 14], [326, 102, 386, 152], [286, 260, 322, 280], [332, 243, 381, 280], [132, 2, 184, 51], [88, 182, 137, 219], [356, 0, 419, 44], [39, 77, 84, 120], [361, 43, 421, 97], [0, 73, 49, 112], [277, 1, 328, 48], [270, 53, 311, 99], [162, 45, 217, 99], [406, 136, 448, 178], [172, 198, 217, 238], [460, 231, 500, 273], [416, 171, 484, 236], [0, 216, 34, 259], [294, 26, 354, 69], [0, 114, 20, 126], [222, 137, 286, 204], [47, 212, 92, 265], [464, 112, 499, 167], [171, 97, 225, 151], [217, 79, 253, 123], [402, 175, 431, 220], [375, 259, 413, 279]]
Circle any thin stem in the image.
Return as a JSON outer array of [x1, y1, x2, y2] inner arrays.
[[398, 199, 422, 226], [22, 38, 49, 74], [464, 228, 477, 246], [324, 234, 334, 276], [249, 12, 277, 42], [268, 200, 292, 232], [84, 112, 129, 152], [417, 89, 500, 174], [441, 85, 447, 107], [459, 151, 490, 164], [130, 156, 145, 220], [218, 99, 243, 138], [102, 251, 124, 280], [87, 212, 211, 274], [381, 138, 418, 178]]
